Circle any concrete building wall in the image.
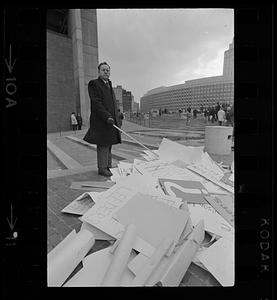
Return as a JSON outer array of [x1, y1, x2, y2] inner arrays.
[[69, 9, 86, 127], [47, 9, 98, 133], [140, 78, 234, 113], [47, 30, 76, 132], [140, 97, 150, 113], [81, 9, 99, 126], [223, 40, 234, 78], [133, 101, 140, 113]]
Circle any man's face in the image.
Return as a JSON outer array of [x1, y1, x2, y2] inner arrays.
[[98, 64, 110, 81]]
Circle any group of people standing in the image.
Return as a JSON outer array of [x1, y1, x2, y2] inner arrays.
[[203, 102, 234, 126]]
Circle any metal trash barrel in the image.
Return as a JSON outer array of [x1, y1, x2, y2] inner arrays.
[[205, 126, 233, 155]]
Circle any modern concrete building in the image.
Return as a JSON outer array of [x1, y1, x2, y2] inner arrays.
[[47, 9, 98, 132], [223, 39, 234, 78], [140, 40, 234, 113]]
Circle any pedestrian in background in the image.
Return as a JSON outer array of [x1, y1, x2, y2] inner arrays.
[[186, 106, 192, 125], [225, 106, 231, 126], [229, 103, 234, 147], [178, 108, 182, 118], [204, 108, 208, 122], [118, 108, 124, 127], [215, 102, 221, 121], [71, 112, 78, 131], [217, 106, 225, 126], [193, 108, 197, 119], [76, 112, 83, 130], [229, 103, 234, 127], [210, 106, 215, 123], [83, 62, 121, 177]]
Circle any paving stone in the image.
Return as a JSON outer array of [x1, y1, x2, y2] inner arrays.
[[47, 184, 60, 193], [68, 221, 82, 233], [50, 137, 98, 166], [47, 224, 57, 236], [54, 207, 76, 221], [48, 177, 69, 189], [47, 186, 71, 206], [48, 244, 54, 253], [67, 172, 89, 181], [55, 189, 80, 204], [48, 232, 64, 248], [47, 239, 54, 253], [48, 208, 71, 236], [66, 171, 101, 182], [47, 192, 66, 213]]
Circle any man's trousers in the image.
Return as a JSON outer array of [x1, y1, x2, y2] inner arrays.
[[97, 145, 112, 170]]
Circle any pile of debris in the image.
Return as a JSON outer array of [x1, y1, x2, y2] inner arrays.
[[48, 138, 234, 287]]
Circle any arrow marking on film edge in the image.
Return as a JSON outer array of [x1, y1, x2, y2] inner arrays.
[[5, 44, 17, 73], [7, 204, 17, 231]]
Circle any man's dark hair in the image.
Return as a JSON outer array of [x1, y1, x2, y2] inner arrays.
[[98, 62, 110, 70]]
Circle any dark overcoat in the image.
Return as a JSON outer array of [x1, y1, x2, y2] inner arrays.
[[83, 77, 121, 146]]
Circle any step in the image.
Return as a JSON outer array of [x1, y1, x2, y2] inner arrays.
[[47, 164, 101, 179], [47, 140, 83, 169], [65, 136, 135, 162]]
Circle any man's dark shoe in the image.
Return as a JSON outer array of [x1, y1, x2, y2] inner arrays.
[[98, 168, 112, 177]]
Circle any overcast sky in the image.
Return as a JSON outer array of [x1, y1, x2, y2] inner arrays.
[[97, 9, 234, 104]]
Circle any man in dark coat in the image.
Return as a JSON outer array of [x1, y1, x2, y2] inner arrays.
[[83, 62, 121, 177]]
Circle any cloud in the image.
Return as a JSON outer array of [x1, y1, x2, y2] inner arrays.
[[193, 50, 225, 78], [96, 8, 234, 102]]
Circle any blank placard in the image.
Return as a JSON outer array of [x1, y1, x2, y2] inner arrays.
[[114, 193, 189, 248]]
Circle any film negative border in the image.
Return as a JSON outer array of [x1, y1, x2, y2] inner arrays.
[[1, 4, 273, 299], [1, 7, 46, 297], [234, 5, 273, 299]]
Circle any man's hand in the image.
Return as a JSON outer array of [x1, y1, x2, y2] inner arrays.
[[106, 117, 115, 125]]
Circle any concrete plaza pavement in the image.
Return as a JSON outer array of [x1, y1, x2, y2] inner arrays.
[[47, 119, 233, 286]]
